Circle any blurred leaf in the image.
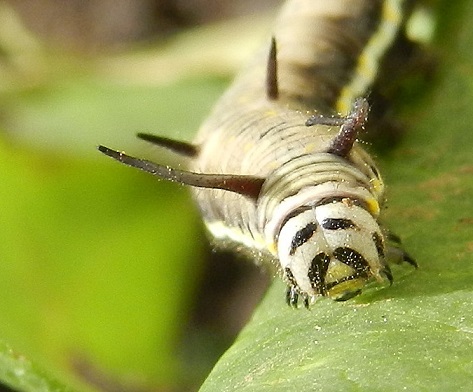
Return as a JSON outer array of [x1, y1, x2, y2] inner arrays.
[[95, 12, 274, 86], [1, 75, 227, 156], [0, 340, 74, 392], [0, 5, 262, 389], [199, 1, 473, 391], [0, 20, 238, 389], [0, 135, 210, 389], [0, 8, 274, 157]]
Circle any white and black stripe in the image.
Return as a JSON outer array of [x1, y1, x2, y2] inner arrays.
[[98, 0, 416, 308]]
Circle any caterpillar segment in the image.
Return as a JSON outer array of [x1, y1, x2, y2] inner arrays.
[[99, 0, 416, 308]]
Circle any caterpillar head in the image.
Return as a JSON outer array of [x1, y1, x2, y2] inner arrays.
[[277, 199, 392, 308]]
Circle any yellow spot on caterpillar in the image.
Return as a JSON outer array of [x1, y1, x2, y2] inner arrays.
[[325, 260, 356, 285], [327, 277, 366, 300], [304, 143, 317, 154], [370, 178, 384, 195], [264, 109, 278, 117], [366, 198, 380, 217], [267, 241, 277, 256]]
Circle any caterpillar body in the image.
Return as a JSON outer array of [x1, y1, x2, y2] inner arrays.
[[99, 0, 416, 308]]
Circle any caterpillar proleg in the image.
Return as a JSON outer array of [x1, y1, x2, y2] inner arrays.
[[99, 0, 416, 308]]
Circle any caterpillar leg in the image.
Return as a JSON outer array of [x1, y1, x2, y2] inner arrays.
[[285, 285, 311, 309], [382, 232, 417, 268], [386, 244, 418, 268]]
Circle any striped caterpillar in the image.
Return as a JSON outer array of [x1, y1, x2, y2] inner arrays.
[[99, 0, 417, 308]]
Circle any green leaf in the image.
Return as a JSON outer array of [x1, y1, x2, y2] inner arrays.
[[0, 39, 228, 392], [0, 138, 208, 390], [0, 340, 74, 392], [199, 1, 473, 391]]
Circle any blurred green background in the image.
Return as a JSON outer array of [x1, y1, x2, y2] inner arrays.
[[0, 1, 280, 391]]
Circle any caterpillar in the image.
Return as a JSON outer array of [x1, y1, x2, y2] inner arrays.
[[99, 0, 417, 308]]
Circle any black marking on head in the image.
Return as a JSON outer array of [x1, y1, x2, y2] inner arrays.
[[289, 222, 317, 255], [278, 205, 313, 237], [321, 218, 356, 230], [327, 97, 370, 158], [333, 247, 370, 276], [136, 133, 199, 157], [372, 232, 385, 258], [98, 145, 265, 199], [266, 37, 279, 100], [308, 252, 331, 295]]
